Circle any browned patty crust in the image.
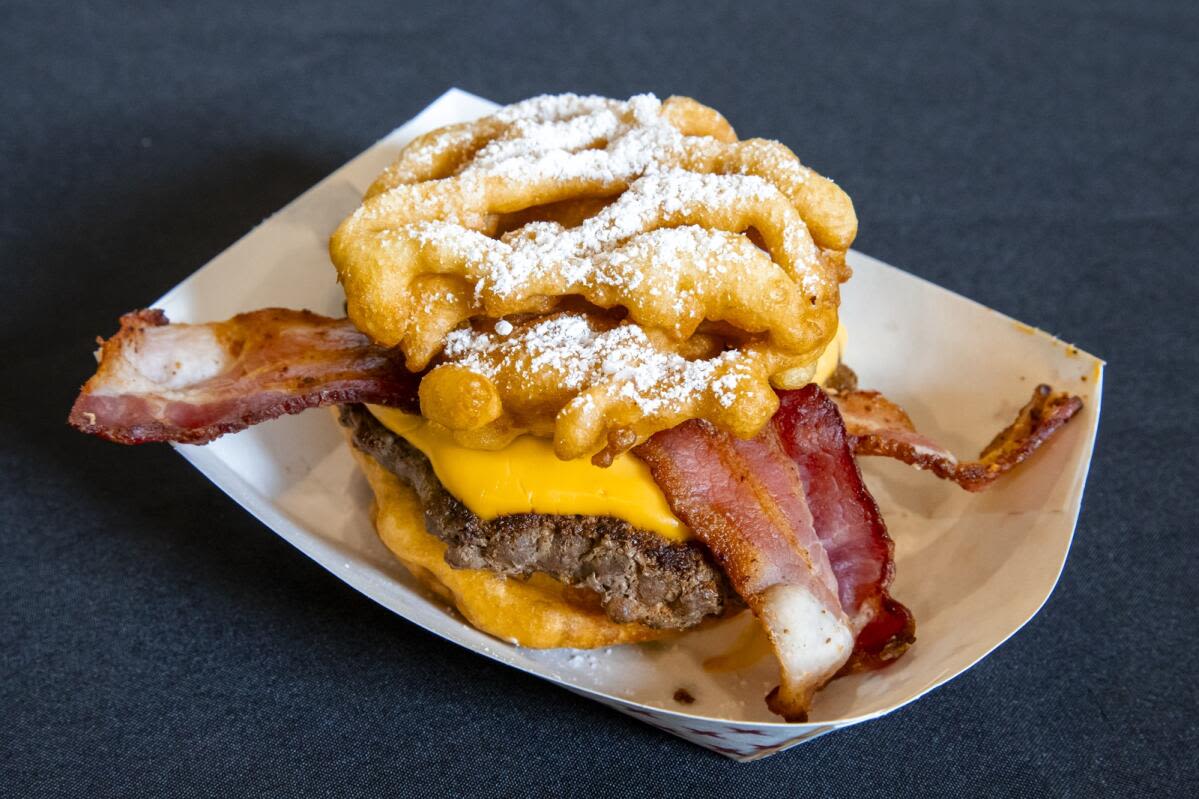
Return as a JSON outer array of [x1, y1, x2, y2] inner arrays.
[[338, 404, 733, 630]]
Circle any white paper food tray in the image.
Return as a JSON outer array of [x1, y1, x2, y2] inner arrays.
[[148, 89, 1102, 760]]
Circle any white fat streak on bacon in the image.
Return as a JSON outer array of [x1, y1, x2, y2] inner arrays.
[[69, 309, 418, 445], [635, 421, 853, 722], [773, 387, 908, 646], [725, 426, 841, 600]]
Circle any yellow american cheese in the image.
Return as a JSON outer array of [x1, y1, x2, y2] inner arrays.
[[812, 323, 845, 389], [367, 404, 690, 540], [367, 325, 846, 544]]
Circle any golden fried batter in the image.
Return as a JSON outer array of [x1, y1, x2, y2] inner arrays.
[[331, 93, 857, 462]]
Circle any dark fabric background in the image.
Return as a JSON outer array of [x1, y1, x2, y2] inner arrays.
[[2, 1, 1196, 796]]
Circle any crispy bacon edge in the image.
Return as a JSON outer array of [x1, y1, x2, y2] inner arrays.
[[833, 385, 1083, 492], [68, 308, 419, 445]]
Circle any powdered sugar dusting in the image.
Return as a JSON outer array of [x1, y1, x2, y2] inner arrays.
[[461, 94, 685, 191], [385, 92, 826, 305], [442, 315, 753, 416], [350, 93, 837, 420], [401, 167, 813, 307]]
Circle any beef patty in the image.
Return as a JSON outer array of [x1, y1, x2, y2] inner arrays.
[[339, 404, 733, 630]]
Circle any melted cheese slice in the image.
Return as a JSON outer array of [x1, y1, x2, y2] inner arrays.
[[367, 404, 691, 539], [367, 325, 846, 544], [812, 323, 845, 389]]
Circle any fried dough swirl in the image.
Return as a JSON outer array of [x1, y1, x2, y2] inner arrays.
[[331, 93, 857, 461]]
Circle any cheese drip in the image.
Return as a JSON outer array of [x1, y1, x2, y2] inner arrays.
[[367, 325, 845, 543]]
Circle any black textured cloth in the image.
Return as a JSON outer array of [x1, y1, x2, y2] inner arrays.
[[2, 1, 1195, 796]]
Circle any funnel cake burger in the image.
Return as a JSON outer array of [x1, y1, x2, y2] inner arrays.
[[69, 94, 1082, 721]]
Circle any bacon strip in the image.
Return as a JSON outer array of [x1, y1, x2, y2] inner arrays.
[[833, 385, 1083, 492], [774, 386, 914, 671], [636, 421, 854, 722], [69, 308, 419, 445]]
